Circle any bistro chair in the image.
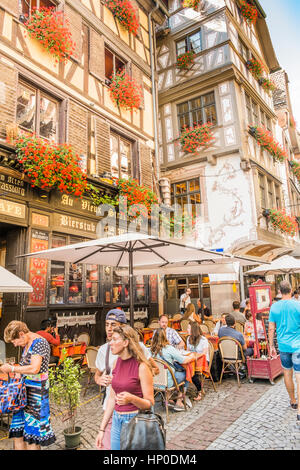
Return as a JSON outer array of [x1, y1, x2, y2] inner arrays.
[[83, 346, 99, 397], [235, 322, 244, 334], [200, 341, 218, 395], [199, 324, 210, 335], [172, 313, 182, 321], [134, 321, 145, 331], [153, 358, 187, 423], [204, 320, 215, 335], [148, 320, 160, 329], [180, 319, 190, 332], [218, 337, 246, 388], [134, 328, 144, 343], [77, 332, 91, 347]]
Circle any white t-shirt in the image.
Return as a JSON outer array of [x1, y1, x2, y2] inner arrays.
[[186, 336, 210, 362], [179, 293, 191, 310], [95, 341, 151, 410]]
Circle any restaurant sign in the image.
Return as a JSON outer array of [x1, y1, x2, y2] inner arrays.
[[56, 313, 97, 328], [0, 198, 26, 219], [0, 174, 26, 197], [53, 213, 97, 235]]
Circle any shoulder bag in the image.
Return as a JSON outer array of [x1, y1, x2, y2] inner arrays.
[[0, 374, 27, 415], [120, 409, 166, 450]]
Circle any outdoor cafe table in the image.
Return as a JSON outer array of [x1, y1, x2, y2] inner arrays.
[[168, 319, 181, 331], [181, 354, 209, 383], [52, 342, 87, 365]]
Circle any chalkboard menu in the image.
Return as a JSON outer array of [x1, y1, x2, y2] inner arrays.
[[261, 312, 279, 353]]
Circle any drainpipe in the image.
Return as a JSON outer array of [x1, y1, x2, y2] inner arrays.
[[148, 1, 170, 191]]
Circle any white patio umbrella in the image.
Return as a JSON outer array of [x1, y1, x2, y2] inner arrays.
[[245, 255, 300, 276], [19, 232, 259, 325], [0, 266, 33, 293]]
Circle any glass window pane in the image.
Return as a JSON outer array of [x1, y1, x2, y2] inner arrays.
[[39, 95, 57, 141], [192, 110, 203, 126], [120, 139, 131, 179], [17, 83, 36, 132], [167, 279, 177, 299], [189, 31, 201, 54], [190, 98, 202, 110], [115, 56, 125, 74], [178, 102, 189, 114], [189, 178, 200, 192], [179, 114, 189, 131], [204, 104, 217, 125], [175, 182, 187, 195], [177, 40, 186, 56], [135, 276, 146, 302], [202, 93, 215, 106]]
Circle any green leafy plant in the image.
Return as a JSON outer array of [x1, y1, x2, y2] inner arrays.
[[177, 51, 195, 70], [248, 126, 288, 163], [246, 58, 265, 80], [267, 209, 298, 237], [109, 70, 142, 111], [180, 123, 215, 153], [49, 353, 84, 434], [240, 0, 258, 25]]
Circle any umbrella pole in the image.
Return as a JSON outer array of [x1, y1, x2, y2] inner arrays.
[[129, 243, 134, 328]]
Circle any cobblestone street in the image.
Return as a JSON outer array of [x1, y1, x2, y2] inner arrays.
[[1, 373, 299, 451]]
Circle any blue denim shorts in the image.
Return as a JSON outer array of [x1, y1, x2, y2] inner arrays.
[[280, 352, 300, 374]]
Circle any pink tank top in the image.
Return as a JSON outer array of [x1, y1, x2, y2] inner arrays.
[[112, 357, 143, 412]]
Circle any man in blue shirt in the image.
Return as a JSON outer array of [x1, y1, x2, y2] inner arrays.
[[269, 280, 300, 425], [218, 314, 254, 357]]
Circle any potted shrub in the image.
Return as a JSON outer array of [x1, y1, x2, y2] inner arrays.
[[258, 77, 277, 94], [49, 353, 84, 449], [246, 58, 265, 80], [176, 51, 195, 70], [289, 160, 300, 182]]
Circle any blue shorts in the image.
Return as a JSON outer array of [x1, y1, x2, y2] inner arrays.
[[280, 352, 300, 374]]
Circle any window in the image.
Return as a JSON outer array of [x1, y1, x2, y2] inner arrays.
[[105, 48, 126, 85], [110, 133, 132, 179], [252, 102, 259, 126], [171, 178, 201, 217], [176, 30, 202, 57], [275, 185, 281, 210], [259, 174, 266, 209], [177, 92, 217, 132], [20, 0, 56, 19], [50, 235, 66, 304], [17, 82, 59, 142], [267, 179, 274, 208], [239, 39, 250, 62], [245, 94, 252, 124]]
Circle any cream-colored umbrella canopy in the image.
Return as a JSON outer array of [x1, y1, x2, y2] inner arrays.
[[0, 266, 33, 293], [246, 255, 300, 276]]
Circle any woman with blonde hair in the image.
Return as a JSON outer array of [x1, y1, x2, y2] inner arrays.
[[95, 324, 154, 450], [0, 321, 56, 450], [183, 303, 201, 324], [150, 328, 197, 411]]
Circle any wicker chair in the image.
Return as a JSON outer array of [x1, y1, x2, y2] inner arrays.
[[172, 314, 183, 321], [77, 332, 91, 347], [148, 321, 160, 329], [134, 321, 145, 330], [180, 319, 190, 332], [199, 324, 210, 335], [235, 322, 245, 334], [153, 358, 187, 423], [218, 337, 246, 388], [204, 320, 215, 335], [83, 346, 99, 396]]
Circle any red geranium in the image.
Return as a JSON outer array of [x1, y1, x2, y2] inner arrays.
[[106, 0, 139, 36], [240, 1, 258, 25], [109, 70, 142, 111], [246, 58, 266, 80], [182, 0, 201, 10], [180, 123, 215, 153], [24, 7, 75, 63], [268, 209, 298, 237], [177, 51, 195, 70], [249, 126, 288, 163], [14, 135, 88, 197]]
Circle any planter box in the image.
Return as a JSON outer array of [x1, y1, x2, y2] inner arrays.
[[247, 356, 283, 385]]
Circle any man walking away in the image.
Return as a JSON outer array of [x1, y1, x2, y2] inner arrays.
[[269, 281, 300, 426]]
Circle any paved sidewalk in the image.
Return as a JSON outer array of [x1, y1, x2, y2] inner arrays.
[[0, 374, 299, 450]]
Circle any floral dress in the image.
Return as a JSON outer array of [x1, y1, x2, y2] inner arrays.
[[9, 338, 56, 447]]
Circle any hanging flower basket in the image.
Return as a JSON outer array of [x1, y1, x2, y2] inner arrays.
[[259, 77, 277, 94], [180, 123, 214, 153], [109, 70, 142, 111], [24, 7, 75, 63], [240, 1, 258, 25], [14, 135, 88, 197], [267, 209, 298, 237], [246, 58, 265, 80], [106, 0, 139, 36], [290, 117, 297, 129], [177, 51, 195, 70], [182, 0, 201, 10], [248, 126, 288, 163]]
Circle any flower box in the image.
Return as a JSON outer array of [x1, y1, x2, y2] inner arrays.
[[24, 7, 75, 63], [240, 1, 258, 25], [248, 126, 288, 163], [182, 0, 202, 10], [246, 58, 265, 80], [109, 70, 143, 111], [106, 0, 139, 37], [180, 123, 214, 153], [258, 77, 277, 94], [267, 209, 298, 237], [289, 160, 300, 182], [14, 135, 88, 197], [176, 51, 195, 70]]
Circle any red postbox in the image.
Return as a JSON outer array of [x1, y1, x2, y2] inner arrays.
[[247, 280, 283, 385]]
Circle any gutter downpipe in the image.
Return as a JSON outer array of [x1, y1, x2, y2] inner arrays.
[[148, 1, 170, 188]]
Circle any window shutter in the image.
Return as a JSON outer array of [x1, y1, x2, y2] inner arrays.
[[95, 117, 111, 176], [89, 29, 105, 81], [139, 142, 153, 190], [68, 100, 88, 159], [64, 4, 82, 62], [131, 63, 145, 109], [0, 61, 18, 141], [0, 0, 19, 17]]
